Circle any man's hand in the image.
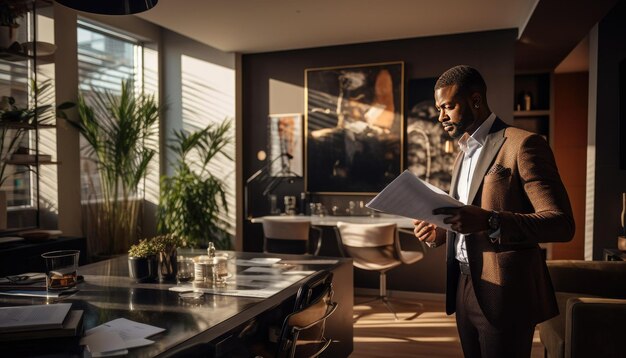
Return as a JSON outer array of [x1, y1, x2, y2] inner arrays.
[[413, 219, 437, 244], [433, 205, 491, 234]]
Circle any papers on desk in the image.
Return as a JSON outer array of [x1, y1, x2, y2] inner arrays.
[[235, 257, 282, 266], [81, 318, 164, 357], [170, 273, 308, 298], [366, 170, 462, 231]]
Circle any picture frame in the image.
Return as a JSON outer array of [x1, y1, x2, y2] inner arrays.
[[305, 61, 404, 194], [406, 77, 459, 192], [268, 113, 303, 177]]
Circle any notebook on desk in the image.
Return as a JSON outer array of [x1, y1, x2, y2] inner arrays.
[[0, 303, 72, 333]]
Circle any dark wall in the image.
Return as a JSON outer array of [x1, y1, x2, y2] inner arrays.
[[241, 29, 516, 293], [593, 1, 626, 259]]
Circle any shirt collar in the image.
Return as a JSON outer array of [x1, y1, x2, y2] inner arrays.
[[458, 112, 496, 155]]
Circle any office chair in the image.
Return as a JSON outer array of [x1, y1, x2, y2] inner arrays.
[[262, 217, 322, 255], [275, 270, 337, 358], [335, 221, 424, 320]]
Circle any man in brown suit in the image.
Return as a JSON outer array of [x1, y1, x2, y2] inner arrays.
[[413, 65, 574, 358]]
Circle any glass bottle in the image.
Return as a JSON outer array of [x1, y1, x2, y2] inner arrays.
[[207, 242, 215, 258]]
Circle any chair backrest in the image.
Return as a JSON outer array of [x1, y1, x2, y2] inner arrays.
[[335, 221, 401, 271], [262, 218, 315, 255], [263, 218, 311, 241], [276, 270, 337, 358]]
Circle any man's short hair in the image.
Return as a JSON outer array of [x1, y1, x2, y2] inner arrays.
[[434, 65, 487, 96]]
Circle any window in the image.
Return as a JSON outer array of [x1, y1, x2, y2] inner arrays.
[[77, 21, 159, 204]]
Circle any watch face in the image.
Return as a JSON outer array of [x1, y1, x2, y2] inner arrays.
[[489, 212, 500, 230]]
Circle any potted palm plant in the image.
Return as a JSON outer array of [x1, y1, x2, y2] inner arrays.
[[72, 80, 159, 256], [157, 120, 233, 249]]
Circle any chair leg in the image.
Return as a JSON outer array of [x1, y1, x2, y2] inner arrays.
[[381, 296, 400, 320]]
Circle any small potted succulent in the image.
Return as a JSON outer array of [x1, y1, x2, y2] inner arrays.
[[151, 233, 186, 282], [127, 239, 158, 282]]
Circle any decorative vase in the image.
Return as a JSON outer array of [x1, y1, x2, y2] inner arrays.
[[158, 247, 178, 282], [128, 256, 158, 282], [0, 25, 17, 50]]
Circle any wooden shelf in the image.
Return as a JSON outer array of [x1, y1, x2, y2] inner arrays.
[[513, 110, 550, 117], [4, 160, 57, 166], [0, 122, 55, 130]]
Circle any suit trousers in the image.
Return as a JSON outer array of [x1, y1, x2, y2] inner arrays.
[[455, 270, 535, 358]]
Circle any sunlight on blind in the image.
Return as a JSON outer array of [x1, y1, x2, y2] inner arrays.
[[181, 55, 236, 235], [35, 14, 57, 218], [143, 47, 159, 205]]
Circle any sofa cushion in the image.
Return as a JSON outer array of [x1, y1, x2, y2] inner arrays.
[[539, 292, 598, 358], [547, 261, 626, 298]]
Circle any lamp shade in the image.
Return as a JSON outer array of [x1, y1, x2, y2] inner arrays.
[[55, 0, 158, 15]]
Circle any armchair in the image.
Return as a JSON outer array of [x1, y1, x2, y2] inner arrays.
[[539, 260, 626, 358]]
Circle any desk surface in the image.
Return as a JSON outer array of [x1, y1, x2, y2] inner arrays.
[[251, 214, 415, 228], [0, 249, 353, 357]]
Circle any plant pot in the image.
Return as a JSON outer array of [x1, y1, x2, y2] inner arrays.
[[0, 25, 18, 50], [128, 256, 158, 282], [158, 249, 178, 282]]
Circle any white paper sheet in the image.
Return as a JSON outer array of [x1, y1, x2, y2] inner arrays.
[[366, 170, 462, 230], [82, 318, 162, 356], [85, 318, 164, 340], [81, 330, 127, 355]]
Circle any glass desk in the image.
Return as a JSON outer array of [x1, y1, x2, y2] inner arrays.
[[0, 249, 353, 357], [250, 214, 415, 228]]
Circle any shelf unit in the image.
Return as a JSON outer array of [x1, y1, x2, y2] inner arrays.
[[513, 73, 552, 143], [0, 0, 55, 228]]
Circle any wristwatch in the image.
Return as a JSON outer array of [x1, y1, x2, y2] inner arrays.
[[488, 210, 500, 233]]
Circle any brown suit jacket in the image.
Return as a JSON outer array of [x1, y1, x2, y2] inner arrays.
[[434, 117, 574, 328]]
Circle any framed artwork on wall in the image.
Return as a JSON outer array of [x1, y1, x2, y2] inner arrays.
[[268, 113, 303, 177], [406, 77, 459, 192], [305, 61, 404, 194]]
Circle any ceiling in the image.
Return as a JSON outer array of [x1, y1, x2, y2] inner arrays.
[[137, 0, 618, 71], [138, 0, 537, 53]]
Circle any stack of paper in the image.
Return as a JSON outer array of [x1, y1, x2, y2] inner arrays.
[[366, 170, 462, 230], [80, 318, 165, 357]]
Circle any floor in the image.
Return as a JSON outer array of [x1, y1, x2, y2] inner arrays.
[[350, 295, 544, 357]]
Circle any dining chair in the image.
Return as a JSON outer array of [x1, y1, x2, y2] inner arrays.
[[335, 221, 424, 319], [262, 217, 322, 255]]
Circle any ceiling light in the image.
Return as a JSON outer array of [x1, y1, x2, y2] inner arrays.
[[55, 0, 158, 15]]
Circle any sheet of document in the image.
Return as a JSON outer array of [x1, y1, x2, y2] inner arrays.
[[85, 318, 164, 340], [82, 318, 162, 356], [169, 273, 307, 298], [366, 170, 462, 231]]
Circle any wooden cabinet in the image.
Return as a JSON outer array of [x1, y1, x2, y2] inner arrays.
[[513, 73, 552, 143]]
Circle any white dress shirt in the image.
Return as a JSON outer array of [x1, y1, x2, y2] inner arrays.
[[454, 113, 496, 264]]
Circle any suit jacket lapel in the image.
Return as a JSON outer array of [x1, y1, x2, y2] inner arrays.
[[467, 118, 507, 204], [449, 151, 463, 199]]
